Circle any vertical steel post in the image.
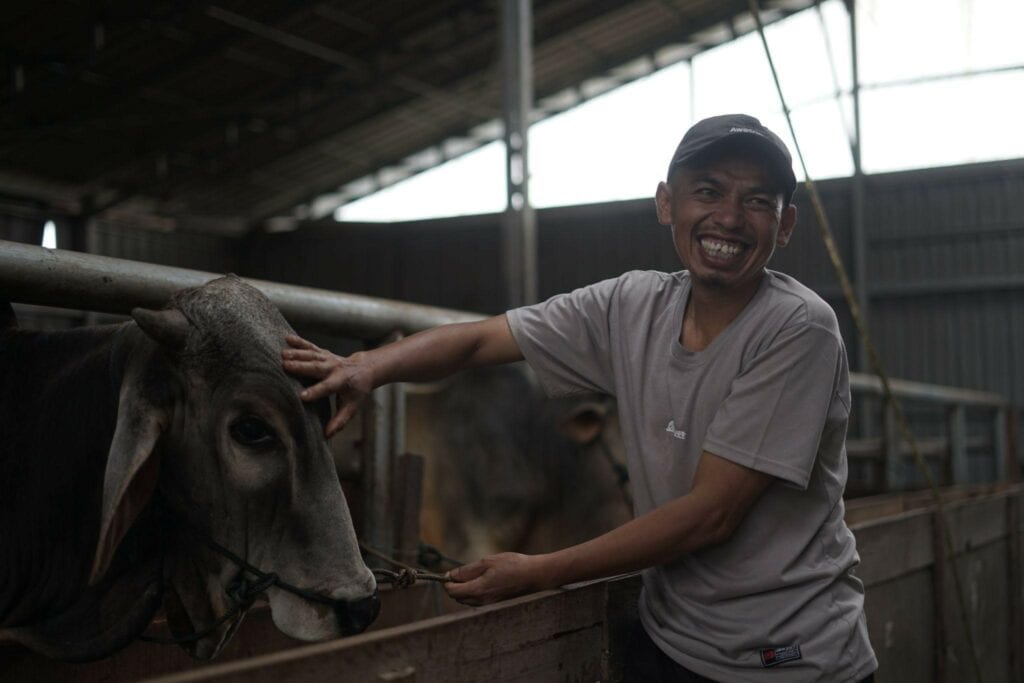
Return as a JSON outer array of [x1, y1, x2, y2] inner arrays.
[[994, 407, 1009, 480], [687, 57, 696, 124], [883, 398, 901, 491], [501, 0, 537, 309], [948, 404, 968, 484], [1010, 408, 1022, 480], [847, 0, 873, 441], [362, 381, 394, 564], [361, 333, 406, 564], [848, 0, 869, 356], [83, 216, 101, 326]]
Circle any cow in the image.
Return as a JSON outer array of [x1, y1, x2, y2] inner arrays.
[[0, 276, 378, 662], [404, 365, 633, 564]]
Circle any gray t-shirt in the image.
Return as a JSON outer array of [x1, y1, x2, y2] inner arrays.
[[507, 269, 877, 682]]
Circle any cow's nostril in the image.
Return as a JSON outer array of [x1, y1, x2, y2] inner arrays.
[[335, 593, 380, 635]]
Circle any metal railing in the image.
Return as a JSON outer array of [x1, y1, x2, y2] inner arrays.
[[848, 375, 1015, 493], [0, 240, 483, 339], [2, 239, 1018, 510], [0, 240, 483, 556]]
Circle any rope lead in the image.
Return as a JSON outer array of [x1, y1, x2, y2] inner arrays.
[[361, 542, 453, 588], [746, 3, 984, 681]]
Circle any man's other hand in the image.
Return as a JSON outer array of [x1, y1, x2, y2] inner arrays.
[[444, 553, 551, 606]]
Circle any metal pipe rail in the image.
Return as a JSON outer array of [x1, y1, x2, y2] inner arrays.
[[0, 239, 486, 558], [0, 240, 484, 340], [850, 374, 1007, 409], [848, 375, 1014, 492], [3, 239, 1016, 495]]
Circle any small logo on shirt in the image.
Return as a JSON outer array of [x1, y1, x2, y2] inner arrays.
[[664, 420, 687, 440], [760, 645, 802, 668]]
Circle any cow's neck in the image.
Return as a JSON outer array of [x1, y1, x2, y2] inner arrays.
[[0, 323, 162, 656]]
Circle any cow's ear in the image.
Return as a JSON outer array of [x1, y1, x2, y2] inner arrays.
[[132, 307, 191, 351], [90, 388, 165, 585], [559, 401, 609, 445]]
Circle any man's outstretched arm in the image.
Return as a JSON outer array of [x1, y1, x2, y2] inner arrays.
[[445, 451, 773, 605], [282, 314, 523, 436]]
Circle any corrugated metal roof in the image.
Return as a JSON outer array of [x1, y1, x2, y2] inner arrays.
[[0, 0, 813, 233]]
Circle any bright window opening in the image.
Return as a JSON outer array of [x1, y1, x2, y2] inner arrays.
[[336, 0, 1024, 223], [42, 220, 57, 249]]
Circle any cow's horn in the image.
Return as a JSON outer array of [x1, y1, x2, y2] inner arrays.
[[132, 307, 191, 351]]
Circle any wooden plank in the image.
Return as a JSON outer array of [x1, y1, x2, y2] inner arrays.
[[0, 584, 460, 683], [853, 510, 935, 586], [864, 571, 935, 683], [944, 495, 1009, 554], [931, 509, 948, 682], [851, 488, 1018, 587], [1006, 407, 1021, 480], [602, 573, 642, 682], [845, 497, 910, 527], [845, 483, 1024, 527], [0, 606, 300, 683], [1007, 494, 1022, 683], [939, 541, 1012, 682], [8, 488, 1024, 682], [140, 578, 638, 683]]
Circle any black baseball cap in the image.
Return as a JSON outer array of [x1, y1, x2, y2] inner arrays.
[[667, 114, 798, 205]]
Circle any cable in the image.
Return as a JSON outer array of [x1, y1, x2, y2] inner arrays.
[[745, 2, 983, 681]]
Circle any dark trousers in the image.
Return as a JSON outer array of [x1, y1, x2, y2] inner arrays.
[[622, 621, 876, 683]]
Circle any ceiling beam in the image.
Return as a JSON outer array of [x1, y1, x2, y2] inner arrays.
[[206, 5, 498, 120]]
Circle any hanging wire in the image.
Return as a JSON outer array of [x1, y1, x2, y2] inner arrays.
[[745, 2, 983, 681]]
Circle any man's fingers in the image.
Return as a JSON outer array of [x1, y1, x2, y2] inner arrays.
[[282, 348, 321, 361], [301, 378, 339, 402], [444, 580, 481, 603], [282, 359, 332, 380], [447, 561, 488, 583], [285, 334, 319, 351]]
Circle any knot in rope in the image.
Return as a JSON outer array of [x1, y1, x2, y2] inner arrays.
[[360, 542, 453, 588], [372, 568, 419, 589], [227, 571, 279, 607]]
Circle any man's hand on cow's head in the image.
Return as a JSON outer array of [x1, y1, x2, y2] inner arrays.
[[282, 334, 375, 437], [443, 553, 552, 606]]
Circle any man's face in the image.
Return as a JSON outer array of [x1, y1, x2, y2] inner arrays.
[[655, 149, 797, 296]]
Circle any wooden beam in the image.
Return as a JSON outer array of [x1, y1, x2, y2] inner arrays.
[[141, 576, 642, 683]]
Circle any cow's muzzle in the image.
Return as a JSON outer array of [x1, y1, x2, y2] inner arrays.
[[185, 519, 382, 633], [335, 593, 381, 635]]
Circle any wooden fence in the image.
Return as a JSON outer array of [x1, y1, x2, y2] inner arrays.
[[4, 484, 1020, 682]]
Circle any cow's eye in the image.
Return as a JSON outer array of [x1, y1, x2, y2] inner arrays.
[[229, 416, 277, 447]]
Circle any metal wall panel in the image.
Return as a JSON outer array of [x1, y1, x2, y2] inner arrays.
[[89, 221, 240, 274], [245, 216, 506, 315], [0, 214, 43, 245], [242, 159, 1024, 411]]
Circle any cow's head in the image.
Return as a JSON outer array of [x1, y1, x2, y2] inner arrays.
[[91, 275, 377, 660]]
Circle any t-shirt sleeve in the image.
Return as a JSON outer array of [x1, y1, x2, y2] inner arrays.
[[506, 277, 620, 397], [703, 322, 847, 489]]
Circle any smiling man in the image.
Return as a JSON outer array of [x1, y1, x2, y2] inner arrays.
[[283, 114, 877, 682]]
